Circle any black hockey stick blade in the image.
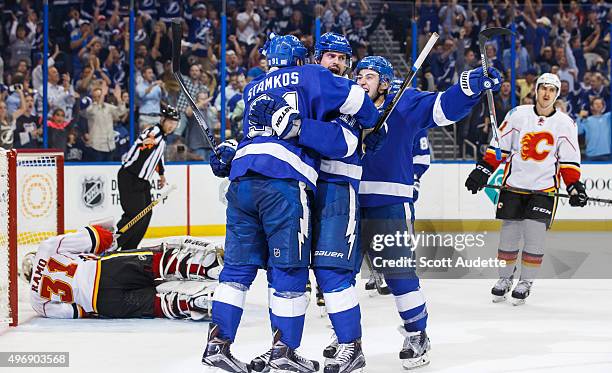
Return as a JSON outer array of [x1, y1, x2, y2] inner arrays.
[[479, 27, 514, 41], [171, 19, 220, 158]]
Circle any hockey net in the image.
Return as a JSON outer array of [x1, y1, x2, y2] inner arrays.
[[0, 149, 64, 327]]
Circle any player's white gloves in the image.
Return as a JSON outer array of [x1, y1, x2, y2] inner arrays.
[[248, 93, 302, 140], [210, 139, 238, 178], [460, 67, 502, 97], [567, 181, 588, 207]]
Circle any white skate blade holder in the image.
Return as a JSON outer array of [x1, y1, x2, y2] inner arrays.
[[402, 351, 430, 370]]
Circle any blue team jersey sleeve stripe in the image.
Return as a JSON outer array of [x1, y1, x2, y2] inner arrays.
[[234, 142, 319, 186], [432, 92, 454, 126], [339, 85, 366, 116], [340, 126, 358, 158]]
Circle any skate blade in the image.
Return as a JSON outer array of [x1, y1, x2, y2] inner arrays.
[[319, 306, 328, 318], [402, 352, 430, 370], [512, 298, 526, 306], [367, 289, 379, 298], [492, 294, 507, 303]]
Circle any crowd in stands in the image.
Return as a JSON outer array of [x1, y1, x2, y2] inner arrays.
[[0, 0, 610, 162], [412, 0, 611, 160]]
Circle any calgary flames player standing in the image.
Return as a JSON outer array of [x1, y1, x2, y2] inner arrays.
[[465, 73, 588, 305]]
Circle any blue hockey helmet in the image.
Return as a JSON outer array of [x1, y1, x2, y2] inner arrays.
[[262, 34, 307, 68], [314, 32, 352, 68], [355, 56, 394, 84]]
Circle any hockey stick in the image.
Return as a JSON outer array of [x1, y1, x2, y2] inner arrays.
[[477, 27, 514, 161], [117, 184, 178, 234], [171, 19, 220, 159], [372, 32, 440, 132], [485, 184, 612, 204]]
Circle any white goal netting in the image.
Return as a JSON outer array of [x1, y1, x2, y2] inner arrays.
[[0, 150, 63, 326]]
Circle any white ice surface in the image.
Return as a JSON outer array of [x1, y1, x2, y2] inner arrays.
[[2, 239, 612, 373]]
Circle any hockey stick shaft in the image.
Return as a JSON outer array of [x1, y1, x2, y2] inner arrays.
[[478, 37, 502, 161], [373, 32, 439, 132], [485, 184, 612, 204], [171, 20, 220, 158], [117, 184, 177, 234]]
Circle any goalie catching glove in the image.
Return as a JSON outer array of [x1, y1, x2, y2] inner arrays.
[[460, 66, 502, 97], [210, 139, 238, 178], [567, 181, 588, 207], [465, 162, 494, 194], [248, 93, 302, 139]]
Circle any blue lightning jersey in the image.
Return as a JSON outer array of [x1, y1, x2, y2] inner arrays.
[[413, 129, 431, 180], [231, 65, 378, 191], [298, 114, 363, 192], [359, 84, 480, 207]]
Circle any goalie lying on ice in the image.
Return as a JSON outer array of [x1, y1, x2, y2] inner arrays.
[[22, 224, 223, 321]]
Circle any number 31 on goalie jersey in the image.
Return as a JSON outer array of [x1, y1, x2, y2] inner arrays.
[[38, 258, 77, 303], [247, 92, 299, 139]]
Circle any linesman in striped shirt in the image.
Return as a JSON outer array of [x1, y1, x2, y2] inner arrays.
[[116, 106, 179, 249]]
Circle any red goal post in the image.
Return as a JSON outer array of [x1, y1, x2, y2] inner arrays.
[[0, 149, 64, 327]]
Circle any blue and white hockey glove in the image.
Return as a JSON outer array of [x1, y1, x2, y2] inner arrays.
[[363, 123, 388, 153], [248, 94, 301, 140], [459, 67, 502, 97], [210, 139, 238, 178]]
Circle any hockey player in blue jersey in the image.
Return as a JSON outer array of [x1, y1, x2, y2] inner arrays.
[[202, 34, 378, 373], [245, 32, 382, 373], [355, 56, 501, 369]]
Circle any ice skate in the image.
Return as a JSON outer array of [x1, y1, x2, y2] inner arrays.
[[323, 340, 365, 373], [491, 277, 513, 303], [365, 272, 390, 296], [250, 348, 272, 373], [398, 327, 430, 370], [269, 330, 320, 372], [202, 323, 250, 373], [315, 285, 327, 317], [322, 332, 338, 359], [511, 280, 533, 306]]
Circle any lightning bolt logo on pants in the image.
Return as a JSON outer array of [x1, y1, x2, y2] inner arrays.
[[346, 185, 357, 260], [297, 182, 309, 260]]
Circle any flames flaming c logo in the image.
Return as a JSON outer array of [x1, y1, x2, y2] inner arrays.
[[521, 132, 554, 161]]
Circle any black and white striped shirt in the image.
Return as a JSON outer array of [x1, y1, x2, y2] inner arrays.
[[122, 125, 166, 180]]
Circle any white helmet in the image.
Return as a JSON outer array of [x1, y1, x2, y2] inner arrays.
[[535, 73, 561, 106]]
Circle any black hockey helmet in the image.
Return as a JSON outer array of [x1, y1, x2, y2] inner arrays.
[[161, 105, 179, 121]]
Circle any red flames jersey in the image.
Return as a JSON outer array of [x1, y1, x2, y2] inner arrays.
[[483, 105, 581, 191], [29, 226, 114, 318]]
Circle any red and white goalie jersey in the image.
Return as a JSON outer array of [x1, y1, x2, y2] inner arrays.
[[483, 105, 581, 191], [29, 226, 114, 318]]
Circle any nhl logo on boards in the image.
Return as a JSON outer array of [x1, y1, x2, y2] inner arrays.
[[82, 177, 105, 209]]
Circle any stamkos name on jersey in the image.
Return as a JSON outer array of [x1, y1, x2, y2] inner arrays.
[[314, 250, 344, 258], [247, 72, 300, 101]]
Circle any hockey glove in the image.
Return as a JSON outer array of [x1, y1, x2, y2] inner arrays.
[[465, 162, 494, 194], [567, 181, 588, 207], [248, 94, 301, 140], [413, 175, 420, 202], [363, 123, 388, 153], [459, 67, 502, 97], [210, 139, 238, 178]]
